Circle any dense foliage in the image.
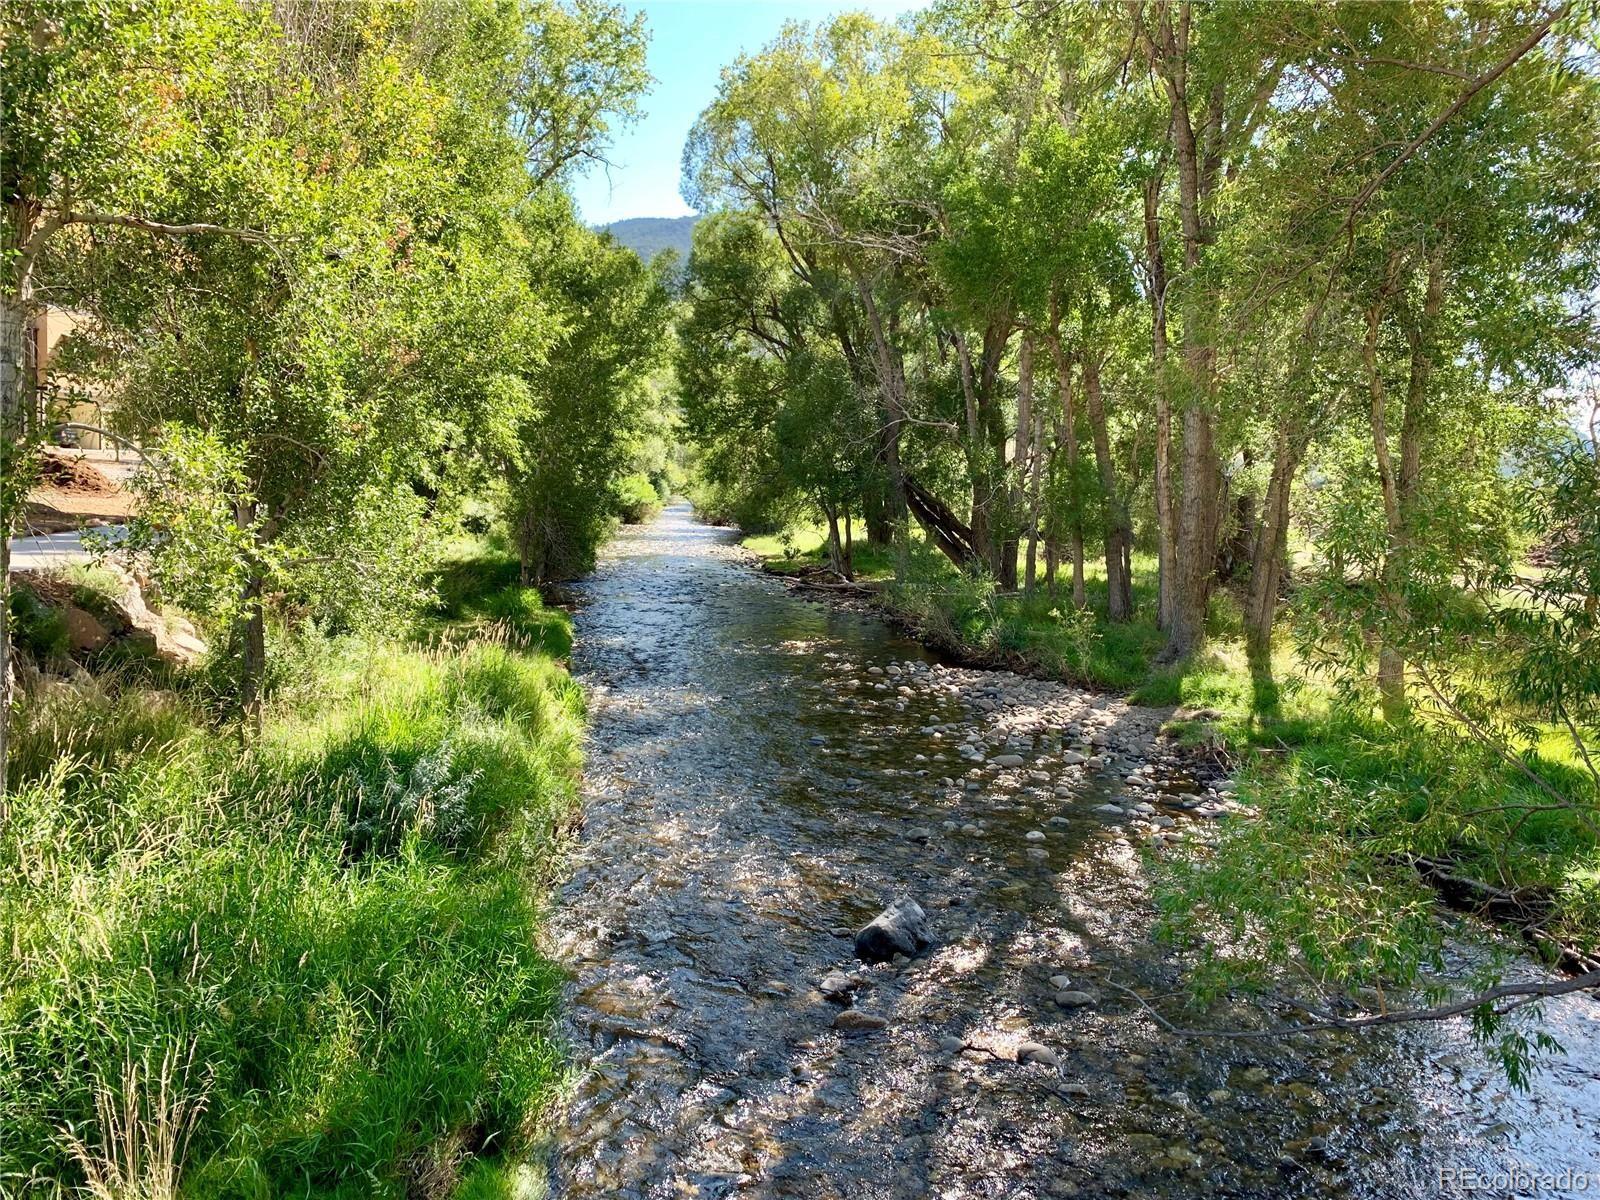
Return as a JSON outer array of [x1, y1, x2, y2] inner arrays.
[[3, 0, 671, 725], [1, 549, 584, 1197], [675, 0, 1600, 1058], [1, 0, 670, 1192]]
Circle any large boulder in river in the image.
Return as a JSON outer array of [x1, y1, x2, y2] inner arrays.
[[854, 897, 933, 963]]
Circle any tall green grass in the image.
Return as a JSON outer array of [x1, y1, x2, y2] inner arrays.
[[0, 560, 583, 1198]]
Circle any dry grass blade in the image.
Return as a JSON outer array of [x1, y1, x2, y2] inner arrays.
[[64, 1043, 209, 1200]]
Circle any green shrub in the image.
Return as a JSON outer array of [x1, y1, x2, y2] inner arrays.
[[8, 584, 70, 663], [612, 472, 661, 524]]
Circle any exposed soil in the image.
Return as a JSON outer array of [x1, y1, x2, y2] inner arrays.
[[37, 452, 118, 495]]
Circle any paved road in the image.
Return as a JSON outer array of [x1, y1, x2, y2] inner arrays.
[[7, 525, 127, 571]]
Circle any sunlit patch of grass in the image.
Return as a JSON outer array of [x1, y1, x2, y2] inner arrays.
[[1, 551, 584, 1195], [424, 541, 574, 658]]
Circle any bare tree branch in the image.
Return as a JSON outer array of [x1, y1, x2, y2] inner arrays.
[[1339, 3, 1568, 240], [58, 210, 275, 244], [1108, 970, 1600, 1041]]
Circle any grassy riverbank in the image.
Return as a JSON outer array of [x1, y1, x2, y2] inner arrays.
[[743, 525, 1600, 1023], [1, 544, 582, 1197]]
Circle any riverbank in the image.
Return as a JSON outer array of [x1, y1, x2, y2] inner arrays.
[[0, 543, 582, 1196], [742, 527, 1600, 1016]]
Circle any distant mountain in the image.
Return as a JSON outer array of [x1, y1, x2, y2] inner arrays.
[[599, 215, 698, 264]]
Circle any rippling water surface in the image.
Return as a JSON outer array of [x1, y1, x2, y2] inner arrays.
[[549, 505, 1600, 1200]]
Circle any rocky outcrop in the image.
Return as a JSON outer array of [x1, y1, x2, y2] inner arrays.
[[106, 573, 207, 665], [12, 567, 207, 668]]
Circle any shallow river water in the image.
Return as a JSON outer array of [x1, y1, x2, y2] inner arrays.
[[549, 505, 1600, 1200]]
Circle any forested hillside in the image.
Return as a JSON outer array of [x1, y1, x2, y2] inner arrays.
[[601, 214, 699, 262]]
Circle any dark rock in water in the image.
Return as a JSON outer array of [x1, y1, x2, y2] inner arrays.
[[854, 897, 933, 963], [1016, 1041, 1060, 1068], [818, 969, 857, 1004], [834, 1009, 889, 1033]]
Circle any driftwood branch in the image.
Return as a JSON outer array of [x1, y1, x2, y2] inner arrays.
[[1107, 971, 1600, 1041]]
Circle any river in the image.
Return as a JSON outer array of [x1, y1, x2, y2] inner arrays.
[[549, 504, 1600, 1199]]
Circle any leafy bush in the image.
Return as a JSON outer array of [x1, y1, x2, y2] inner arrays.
[[8, 583, 70, 663], [612, 472, 662, 524]]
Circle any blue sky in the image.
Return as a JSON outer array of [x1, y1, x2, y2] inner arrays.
[[571, 0, 927, 226]]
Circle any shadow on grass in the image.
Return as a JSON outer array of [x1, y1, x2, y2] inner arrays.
[[425, 549, 574, 659]]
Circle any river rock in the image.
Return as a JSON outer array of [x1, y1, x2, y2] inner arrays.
[[1016, 1041, 1060, 1068], [1054, 990, 1096, 1008], [991, 753, 1025, 767], [834, 1009, 888, 1033], [854, 897, 933, 963], [818, 970, 856, 1003]]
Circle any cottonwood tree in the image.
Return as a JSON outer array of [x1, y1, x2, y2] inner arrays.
[[1, 0, 286, 784], [503, 206, 673, 584], [27, 0, 652, 723]]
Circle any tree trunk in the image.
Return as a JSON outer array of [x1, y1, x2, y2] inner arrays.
[[1, 241, 39, 799], [1045, 329, 1087, 609], [1081, 353, 1133, 621], [824, 503, 845, 576], [843, 509, 854, 580], [1366, 248, 1443, 721], [239, 572, 267, 733], [1143, 171, 1177, 633], [953, 329, 993, 577], [1149, 5, 1224, 663], [1164, 411, 1220, 660], [851, 269, 909, 576], [1025, 404, 1045, 592], [862, 490, 891, 546], [517, 506, 539, 586], [1245, 423, 1301, 681], [1015, 335, 1035, 592]]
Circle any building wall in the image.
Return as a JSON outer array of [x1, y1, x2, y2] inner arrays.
[[32, 307, 115, 450]]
